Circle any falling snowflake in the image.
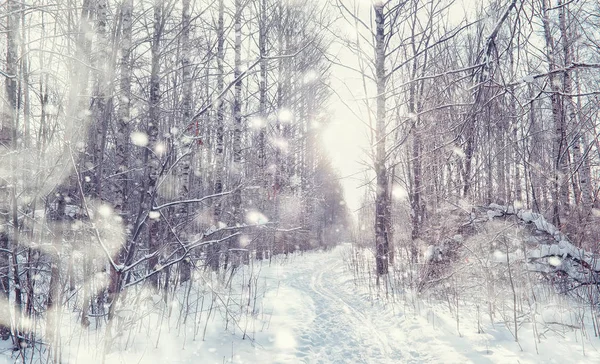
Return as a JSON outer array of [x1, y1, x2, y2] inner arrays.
[[452, 147, 466, 158], [98, 204, 113, 218], [249, 116, 266, 129], [303, 70, 318, 84], [289, 174, 301, 187], [548, 256, 562, 267], [154, 141, 167, 155], [392, 186, 407, 200], [131, 131, 149, 147], [272, 137, 289, 151], [278, 108, 293, 123], [246, 210, 268, 225], [239, 235, 251, 247], [44, 104, 59, 115]]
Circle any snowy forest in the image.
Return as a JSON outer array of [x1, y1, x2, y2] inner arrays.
[[2, 0, 600, 362]]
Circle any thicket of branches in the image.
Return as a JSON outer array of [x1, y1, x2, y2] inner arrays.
[[0, 0, 351, 354], [338, 0, 600, 275], [339, 0, 600, 348]]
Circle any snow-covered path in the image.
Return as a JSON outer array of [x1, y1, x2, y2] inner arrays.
[[291, 257, 402, 362], [259, 244, 600, 364], [13, 243, 595, 364], [261, 245, 454, 363], [264, 244, 479, 364], [264, 245, 409, 363]]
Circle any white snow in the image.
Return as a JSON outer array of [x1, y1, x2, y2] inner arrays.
[[277, 108, 293, 123], [246, 210, 268, 225], [272, 137, 289, 152], [148, 210, 160, 219], [303, 70, 318, 84], [452, 147, 466, 158], [43, 104, 59, 115], [392, 185, 408, 201], [154, 141, 167, 155], [97, 204, 113, 218], [522, 74, 535, 83], [490, 203, 600, 279], [130, 131, 149, 147], [249, 116, 266, 129], [2, 245, 598, 363]]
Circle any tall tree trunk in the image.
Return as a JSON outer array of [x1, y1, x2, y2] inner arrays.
[[559, 0, 573, 212], [409, 70, 421, 263], [256, 0, 268, 260], [46, 196, 65, 341], [67, 0, 95, 327], [210, 0, 225, 271], [147, 0, 163, 288], [114, 0, 133, 217], [230, 0, 243, 266], [178, 0, 192, 283], [108, 0, 133, 309], [273, 2, 284, 255], [576, 64, 592, 211], [374, 3, 389, 276], [0, 0, 20, 341], [88, 0, 110, 199], [542, 0, 568, 227]]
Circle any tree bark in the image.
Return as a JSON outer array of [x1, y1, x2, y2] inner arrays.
[[209, 0, 225, 271], [147, 0, 163, 288], [229, 0, 244, 267], [374, 3, 389, 276], [178, 0, 193, 283], [0, 0, 20, 342], [108, 0, 133, 313]]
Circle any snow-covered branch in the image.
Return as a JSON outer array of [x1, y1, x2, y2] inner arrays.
[[123, 233, 241, 287], [487, 204, 600, 284], [0, 69, 16, 79], [152, 190, 234, 211]]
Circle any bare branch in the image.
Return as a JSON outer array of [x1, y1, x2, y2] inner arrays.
[[152, 190, 234, 211]]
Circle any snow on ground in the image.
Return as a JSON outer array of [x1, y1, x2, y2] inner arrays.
[[2, 244, 599, 363], [268, 244, 600, 363]]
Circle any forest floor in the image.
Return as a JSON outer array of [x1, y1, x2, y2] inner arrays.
[[248, 244, 600, 364], [2, 244, 599, 363]]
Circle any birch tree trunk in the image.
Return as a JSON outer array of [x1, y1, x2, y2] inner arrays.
[[89, 0, 110, 199], [178, 0, 192, 282], [575, 63, 593, 211], [70, 0, 94, 326], [0, 0, 20, 342], [374, 3, 389, 276], [107, 0, 133, 311], [542, 0, 568, 227], [147, 0, 163, 288], [256, 0, 268, 260], [209, 0, 225, 271], [559, 0, 575, 211], [229, 0, 244, 266]]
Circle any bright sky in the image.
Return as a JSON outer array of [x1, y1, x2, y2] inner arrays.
[[322, 46, 372, 215], [322, 100, 370, 214]]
